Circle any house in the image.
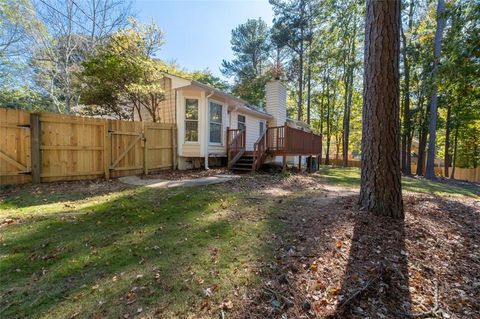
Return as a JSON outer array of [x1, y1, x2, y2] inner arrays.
[[135, 73, 322, 171]]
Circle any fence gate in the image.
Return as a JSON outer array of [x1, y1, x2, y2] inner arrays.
[[0, 109, 31, 184], [108, 120, 144, 174], [143, 123, 176, 174]]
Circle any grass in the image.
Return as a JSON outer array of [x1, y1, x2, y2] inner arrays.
[[316, 166, 479, 198], [0, 183, 282, 318], [1, 168, 477, 318]]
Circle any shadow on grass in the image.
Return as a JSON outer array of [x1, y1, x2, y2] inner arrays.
[[0, 179, 130, 209], [0, 185, 277, 318]]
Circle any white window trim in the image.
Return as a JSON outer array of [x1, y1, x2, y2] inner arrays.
[[184, 96, 200, 144], [208, 99, 225, 146]]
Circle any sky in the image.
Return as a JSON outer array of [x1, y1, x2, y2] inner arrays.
[[134, 0, 274, 80]]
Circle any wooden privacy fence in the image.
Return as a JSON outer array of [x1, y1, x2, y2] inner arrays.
[[0, 108, 176, 185], [324, 158, 480, 183]]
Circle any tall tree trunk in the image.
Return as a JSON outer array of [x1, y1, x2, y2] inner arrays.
[[416, 101, 428, 176], [342, 68, 351, 167], [444, 103, 452, 177], [342, 16, 357, 168], [307, 59, 311, 125], [359, 0, 403, 218], [325, 81, 331, 165], [319, 79, 325, 135], [425, 0, 446, 179], [401, 0, 414, 175], [450, 125, 459, 179], [297, 23, 304, 121]]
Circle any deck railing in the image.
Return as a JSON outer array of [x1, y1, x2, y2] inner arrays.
[[284, 125, 322, 155], [263, 124, 322, 155], [253, 130, 267, 170], [252, 123, 322, 170], [226, 128, 246, 169]]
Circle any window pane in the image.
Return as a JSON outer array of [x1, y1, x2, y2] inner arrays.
[[210, 103, 222, 123], [185, 99, 198, 120], [185, 120, 198, 142], [210, 123, 221, 143], [238, 115, 246, 131], [259, 122, 264, 135]]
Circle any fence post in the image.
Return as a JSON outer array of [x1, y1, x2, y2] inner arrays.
[[172, 126, 177, 170], [103, 121, 110, 180], [143, 122, 148, 175], [30, 113, 41, 183]]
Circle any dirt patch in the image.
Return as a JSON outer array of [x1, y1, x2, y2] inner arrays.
[[0, 178, 128, 202], [226, 174, 480, 319], [143, 168, 229, 180]]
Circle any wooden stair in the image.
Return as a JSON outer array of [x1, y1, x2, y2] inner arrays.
[[231, 154, 254, 172]]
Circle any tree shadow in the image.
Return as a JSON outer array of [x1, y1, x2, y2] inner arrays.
[[0, 185, 276, 318], [330, 211, 412, 318], [0, 179, 130, 209]]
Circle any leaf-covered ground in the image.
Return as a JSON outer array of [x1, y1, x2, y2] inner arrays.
[[1, 167, 479, 318]]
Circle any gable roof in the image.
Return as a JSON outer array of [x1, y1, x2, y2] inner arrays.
[[162, 72, 272, 120]]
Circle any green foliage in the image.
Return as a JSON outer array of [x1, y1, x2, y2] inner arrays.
[[0, 86, 54, 111], [79, 19, 165, 120], [221, 18, 272, 106]]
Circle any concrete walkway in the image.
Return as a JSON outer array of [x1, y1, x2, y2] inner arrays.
[[119, 174, 241, 188]]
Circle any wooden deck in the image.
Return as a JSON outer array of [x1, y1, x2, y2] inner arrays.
[[227, 123, 322, 172]]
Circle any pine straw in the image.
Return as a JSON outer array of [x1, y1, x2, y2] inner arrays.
[[229, 175, 480, 319]]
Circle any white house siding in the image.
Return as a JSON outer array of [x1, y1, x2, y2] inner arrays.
[[228, 110, 238, 130], [243, 113, 265, 151]]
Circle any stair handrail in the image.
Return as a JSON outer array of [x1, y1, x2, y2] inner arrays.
[[253, 129, 268, 171], [227, 128, 246, 169]]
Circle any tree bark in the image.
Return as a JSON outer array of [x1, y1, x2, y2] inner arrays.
[[425, 0, 446, 179], [450, 125, 459, 179], [401, 0, 414, 175], [444, 103, 452, 177], [307, 59, 311, 125], [416, 96, 428, 175], [359, 0, 403, 218]]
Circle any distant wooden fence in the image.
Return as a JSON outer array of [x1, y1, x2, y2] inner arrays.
[[324, 158, 480, 183], [0, 108, 176, 185]]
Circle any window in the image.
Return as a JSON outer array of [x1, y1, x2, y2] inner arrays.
[[238, 115, 246, 131], [259, 121, 265, 135], [209, 102, 223, 144], [185, 99, 198, 142]]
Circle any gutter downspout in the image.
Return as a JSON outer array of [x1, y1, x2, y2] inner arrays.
[[205, 91, 214, 169]]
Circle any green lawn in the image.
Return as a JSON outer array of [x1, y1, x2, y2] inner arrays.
[[1, 168, 477, 318], [0, 183, 281, 318], [316, 166, 479, 198]]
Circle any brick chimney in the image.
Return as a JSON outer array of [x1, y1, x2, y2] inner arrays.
[[265, 80, 287, 127]]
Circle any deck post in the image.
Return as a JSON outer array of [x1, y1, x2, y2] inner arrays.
[[226, 127, 230, 167], [30, 113, 41, 183], [282, 122, 288, 172], [298, 156, 301, 171]]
